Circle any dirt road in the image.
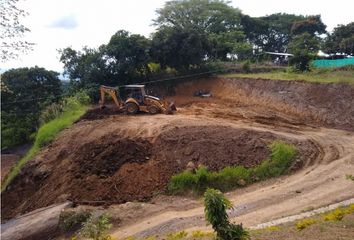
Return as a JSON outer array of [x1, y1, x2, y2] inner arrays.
[[2, 77, 354, 239], [110, 121, 354, 238]]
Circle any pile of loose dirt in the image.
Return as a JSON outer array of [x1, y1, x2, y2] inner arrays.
[[153, 126, 272, 171], [80, 105, 123, 120], [2, 124, 315, 220]]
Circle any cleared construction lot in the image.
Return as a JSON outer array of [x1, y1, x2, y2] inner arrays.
[[2, 77, 354, 239]]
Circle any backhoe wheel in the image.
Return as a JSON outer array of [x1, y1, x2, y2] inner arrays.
[[125, 102, 139, 114], [148, 105, 160, 114]]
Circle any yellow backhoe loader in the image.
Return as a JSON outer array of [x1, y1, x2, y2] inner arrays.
[[99, 85, 176, 114]]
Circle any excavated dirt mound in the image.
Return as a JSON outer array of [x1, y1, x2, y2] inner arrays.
[[80, 105, 123, 120], [4, 77, 348, 222], [1, 125, 315, 220]]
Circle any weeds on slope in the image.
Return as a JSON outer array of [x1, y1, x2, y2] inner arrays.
[[1, 92, 90, 191], [168, 141, 297, 195], [221, 66, 354, 84]]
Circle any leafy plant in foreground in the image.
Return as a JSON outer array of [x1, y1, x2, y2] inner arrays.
[[204, 188, 249, 240], [80, 213, 112, 240]]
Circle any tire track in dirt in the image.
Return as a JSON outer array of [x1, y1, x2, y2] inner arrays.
[[2, 77, 354, 239], [111, 124, 354, 239]]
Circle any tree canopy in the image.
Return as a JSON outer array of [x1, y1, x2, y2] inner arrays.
[[154, 0, 242, 33], [324, 22, 354, 56], [1, 67, 61, 148]]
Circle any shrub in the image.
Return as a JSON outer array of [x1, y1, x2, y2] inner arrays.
[[214, 166, 250, 191], [80, 213, 112, 240], [168, 141, 296, 194], [204, 188, 249, 240], [346, 174, 354, 181], [253, 141, 296, 180], [296, 218, 317, 230], [194, 166, 210, 193], [242, 61, 251, 73], [168, 171, 196, 194], [323, 208, 346, 221], [59, 210, 92, 232]]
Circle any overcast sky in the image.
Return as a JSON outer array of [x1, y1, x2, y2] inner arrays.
[[1, 0, 353, 73]]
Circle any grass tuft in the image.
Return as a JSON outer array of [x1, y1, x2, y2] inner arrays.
[[296, 218, 317, 230]]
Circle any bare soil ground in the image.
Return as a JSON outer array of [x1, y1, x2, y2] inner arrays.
[[1, 77, 354, 239], [1, 144, 31, 181]]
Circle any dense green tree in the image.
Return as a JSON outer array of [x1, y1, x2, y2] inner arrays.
[[104, 30, 152, 83], [208, 30, 252, 60], [1, 67, 62, 148], [288, 33, 320, 71], [154, 0, 248, 62], [291, 15, 327, 36], [60, 30, 152, 97], [323, 22, 354, 55], [151, 26, 209, 70], [241, 13, 305, 53], [154, 0, 242, 33], [59, 46, 111, 99]]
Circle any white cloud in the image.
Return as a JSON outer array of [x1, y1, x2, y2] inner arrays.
[[48, 15, 78, 29], [1, 0, 353, 73]]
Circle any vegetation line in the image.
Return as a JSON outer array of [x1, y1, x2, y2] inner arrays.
[[1, 93, 90, 192], [252, 198, 354, 230], [168, 141, 297, 195], [221, 66, 354, 84]]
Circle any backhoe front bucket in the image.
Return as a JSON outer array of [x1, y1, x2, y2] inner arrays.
[[165, 102, 177, 114]]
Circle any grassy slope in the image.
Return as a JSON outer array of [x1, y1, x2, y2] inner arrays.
[[221, 69, 354, 84], [1, 105, 88, 191], [251, 205, 354, 240]]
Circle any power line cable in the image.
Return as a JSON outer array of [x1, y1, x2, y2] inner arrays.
[[1, 69, 220, 106]]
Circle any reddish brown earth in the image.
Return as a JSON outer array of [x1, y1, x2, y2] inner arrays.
[[1, 77, 354, 239], [2, 124, 315, 220], [1, 155, 19, 182]]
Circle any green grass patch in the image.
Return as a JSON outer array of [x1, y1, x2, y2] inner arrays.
[[296, 218, 317, 230], [220, 68, 354, 84], [168, 141, 297, 195], [1, 93, 89, 191]]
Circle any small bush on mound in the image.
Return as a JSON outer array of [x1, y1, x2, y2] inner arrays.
[[204, 188, 249, 240], [168, 141, 296, 194], [59, 210, 92, 233], [79, 213, 112, 240], [252, 141, 296, 180]]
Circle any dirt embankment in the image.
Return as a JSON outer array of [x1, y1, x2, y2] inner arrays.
[[172, 77, 354, 131], [2, 77, 353, 223], [1, 123, 315, 220]]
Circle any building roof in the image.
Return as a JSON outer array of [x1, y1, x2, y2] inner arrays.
[[123, 84, 145, 88]]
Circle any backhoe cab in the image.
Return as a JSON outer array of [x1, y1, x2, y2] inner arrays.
[[99, 85, 176, 114]]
